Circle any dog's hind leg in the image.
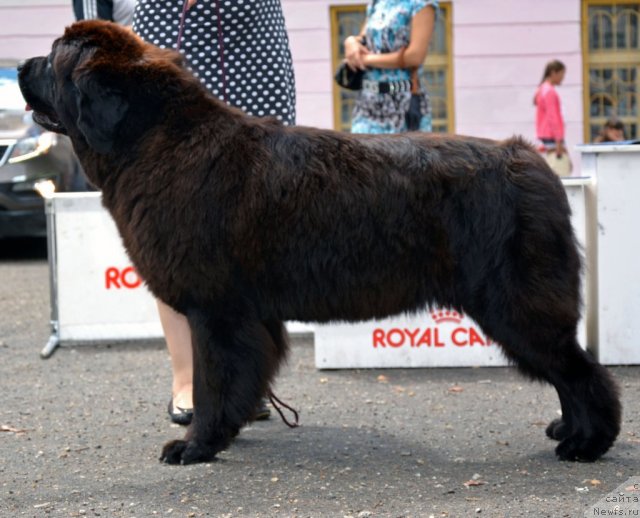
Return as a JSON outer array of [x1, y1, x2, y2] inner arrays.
[[544, 342, 619, 461], [475, 309, 621, 461], [461, 159, 621, 460], [160, 312, 288, 465], [552, 349, 622, 461]]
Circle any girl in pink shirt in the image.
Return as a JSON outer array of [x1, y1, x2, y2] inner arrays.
[[534, 60, 570, 176]]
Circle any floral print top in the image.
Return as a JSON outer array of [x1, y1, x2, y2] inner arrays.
[[351, 0, 438, 134]]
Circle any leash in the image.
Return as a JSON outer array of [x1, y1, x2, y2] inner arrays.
[[175, 0, 228, 103], [268, 389, 300, 428], [175, 0, 189, 51]]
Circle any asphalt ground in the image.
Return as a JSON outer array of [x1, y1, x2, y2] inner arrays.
[[0, 237, 638, 518]]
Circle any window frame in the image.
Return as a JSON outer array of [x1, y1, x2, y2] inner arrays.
[[423, 1, 454, 134], [581, 0, 640, 141], [330, 4, 367, 132]]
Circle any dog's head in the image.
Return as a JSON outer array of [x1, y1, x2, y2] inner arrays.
[[18, 20, 187, 154]]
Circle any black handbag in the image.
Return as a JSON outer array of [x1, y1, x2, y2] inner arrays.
[[334, 62, 364, 91], [405, 94, 422, 131], [334, 34, 368, 91], [404, 68, 422, 131]]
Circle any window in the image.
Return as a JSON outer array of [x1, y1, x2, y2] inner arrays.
[[582, 1, 640, 141], [330, 5, 365, 132], [421, 2, 453, 133], [330, 2, 454, 133]]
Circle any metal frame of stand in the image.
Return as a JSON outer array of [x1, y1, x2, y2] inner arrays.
[[41, 197, 60, 358]]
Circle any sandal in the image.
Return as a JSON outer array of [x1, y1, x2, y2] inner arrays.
[[167, 399, 193, 425], [168, 397, 271, 425]]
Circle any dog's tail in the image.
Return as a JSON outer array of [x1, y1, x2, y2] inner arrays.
[[500, 135, 556, 178]]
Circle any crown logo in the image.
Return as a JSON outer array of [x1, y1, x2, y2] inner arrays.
[[431, 309, 463, 324]]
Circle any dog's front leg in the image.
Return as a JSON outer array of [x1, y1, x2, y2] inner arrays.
[[160, 310, 280, 465]]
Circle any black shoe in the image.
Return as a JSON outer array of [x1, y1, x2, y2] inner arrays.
[[168, 397, 270, 425], [168, 399, 193, 425], [255, 397, 271, 420]]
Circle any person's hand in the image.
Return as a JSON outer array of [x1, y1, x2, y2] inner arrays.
[[344, 35, 369, 71], [187, 0, 197, 9]]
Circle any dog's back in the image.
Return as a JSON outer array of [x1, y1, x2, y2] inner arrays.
[[242, 129, 577, 327]]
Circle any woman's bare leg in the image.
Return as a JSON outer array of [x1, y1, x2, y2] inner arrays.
[[157, 299, 193, 410]]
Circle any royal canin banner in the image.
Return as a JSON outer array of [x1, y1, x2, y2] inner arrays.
[[314, 309, 509, 368], [315, 181, 592, 369], [49, 193, 311, 343], [51, 193, 164, 341]]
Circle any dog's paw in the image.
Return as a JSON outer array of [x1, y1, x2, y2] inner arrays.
[[160, 439, 218, 465], [545, 418, 570, 441], [160, 439, 188, 464], [555, 432, 614, 462]]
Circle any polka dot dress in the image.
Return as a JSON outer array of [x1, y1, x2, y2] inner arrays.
[[133, 0, 296, 125]]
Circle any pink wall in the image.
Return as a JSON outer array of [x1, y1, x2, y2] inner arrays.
[[0, 3, 74, 58], [452, 0, 584, 169], [282, 0, 337, 129], [1, 0, 585, 170]]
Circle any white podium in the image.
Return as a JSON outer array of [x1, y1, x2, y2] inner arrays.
[[579, 144, 640, 365], [42, 193, 164, 357], [315, 179, 592, 369], [42, 193, 312, 357]]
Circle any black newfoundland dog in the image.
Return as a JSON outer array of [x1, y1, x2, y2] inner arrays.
[[19, 21, 620, 464]]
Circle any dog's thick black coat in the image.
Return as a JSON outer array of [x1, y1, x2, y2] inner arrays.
[[19, 21, 621, 464]]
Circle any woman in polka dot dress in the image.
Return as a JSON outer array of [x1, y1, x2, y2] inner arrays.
[[133, 0, 296, 124], [132, 0, 296, 425]]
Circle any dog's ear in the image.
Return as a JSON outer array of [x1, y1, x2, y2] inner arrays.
[[74, 72, 129, 154]]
